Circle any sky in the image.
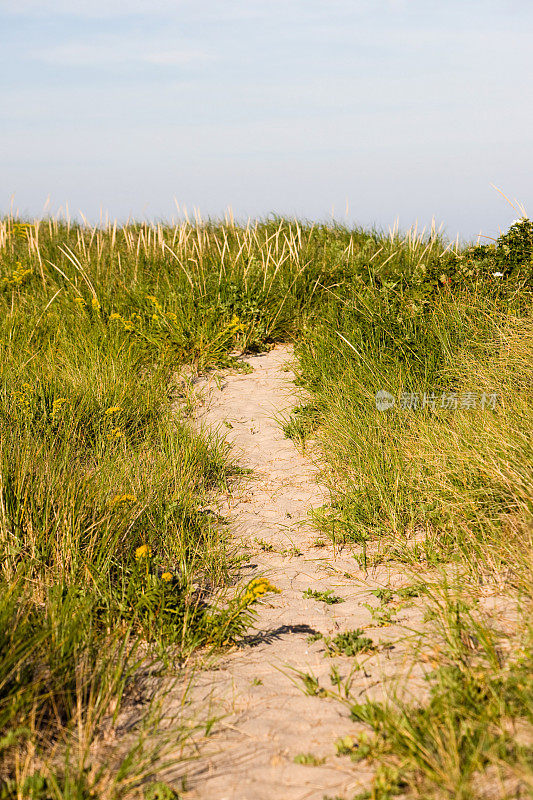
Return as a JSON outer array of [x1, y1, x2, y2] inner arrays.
[[1, 0, 532, 240]]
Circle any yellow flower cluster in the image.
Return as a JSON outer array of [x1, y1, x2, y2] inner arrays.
[[72, 295, 100, 310], [107, 427, 125, 441], [135, 544, 152, 560], [145, 295, 162, 311], [12, 222, 32, 240], [228, 314, 246, 334], [109, 312, 137, 331], [51, 398, 67, 418], [104, 406, 124, 440], [14, 383, 34, 410], [109, 305, 176, 332], [242, 578, 280, 606], [161, 571, 173, 582], [145, 295, 179, 325], [110, 493, 137, 507], [3, 262, 33, 287]]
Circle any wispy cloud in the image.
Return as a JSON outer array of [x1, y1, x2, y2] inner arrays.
[[0, 0, 181, 17], [1, 0, 409, 19], [144, 50, 210, 66], [34, 36, 212, 69]]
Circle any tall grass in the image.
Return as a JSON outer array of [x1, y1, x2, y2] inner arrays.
[[290, 219, 533, 798], [1, 212, 531, 798], [0, 214, 328, 797]]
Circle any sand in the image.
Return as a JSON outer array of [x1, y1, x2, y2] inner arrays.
[[173, 345, 426, 800]]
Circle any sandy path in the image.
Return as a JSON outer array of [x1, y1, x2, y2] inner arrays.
[[177, 345, 425, 800]]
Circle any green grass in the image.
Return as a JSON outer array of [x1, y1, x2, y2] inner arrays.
[[303, 588, 345, 605], [293, 752, 326, 766], [1, 213, 532, 798], [329, 629, 375, 657], [281, 403, 319, 449], [291, 218, 533, 798]]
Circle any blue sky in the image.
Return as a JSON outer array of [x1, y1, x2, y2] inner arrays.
[[1, 0, 532, 239]]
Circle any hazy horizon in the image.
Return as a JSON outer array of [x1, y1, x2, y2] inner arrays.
[[2, 0, 532, 241]]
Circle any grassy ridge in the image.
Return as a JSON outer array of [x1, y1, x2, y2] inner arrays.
[[290, 221, 533, 798], [1, 214, 532, 799], [0, 215, 322, 798]]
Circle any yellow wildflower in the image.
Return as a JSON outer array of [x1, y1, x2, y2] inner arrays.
[[146, 295, 162, 311], [91, 296, 101, 310], [74, 296, 86, 307], [110, 493, 137, 506], [135, 544, 152, 560], [14, 383, 34, 410], [105, 406, 121, 416], [3, 262, 33, 287], [242, 578, 280, 605], [13, 223, 31, 239], [51, 398, 67, 417], [228, 314, 246, 333], [109, 313, 122, 321], [161, 572, 173, 582], [166, 312, 177, 322], [107, 427, 125, 440], [14, 393, 31, 409]]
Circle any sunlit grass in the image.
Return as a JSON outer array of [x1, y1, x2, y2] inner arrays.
[[1, 211, 531, 798], [292, 221, 533, 798]]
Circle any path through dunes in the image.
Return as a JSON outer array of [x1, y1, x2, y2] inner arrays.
[[177, 345, 426, 800]]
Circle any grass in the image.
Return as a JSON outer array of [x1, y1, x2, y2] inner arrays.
[[1, 214, 307, 797], [1, 212, 532, 798], [303, 588, 345, 605], [291, 218, 533, 798], [281, 403, 319, 449], [309, 629, 376, 659], [329, 630, 375, 657], [293, 752, 326, 766]]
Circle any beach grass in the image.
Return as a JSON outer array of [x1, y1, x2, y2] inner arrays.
[[1, 212, 531, 798]]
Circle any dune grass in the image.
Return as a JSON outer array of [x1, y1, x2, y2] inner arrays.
[[1, 212, 532, 798], [290, 219, 533, 798], [0, 214, 322, 798]]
